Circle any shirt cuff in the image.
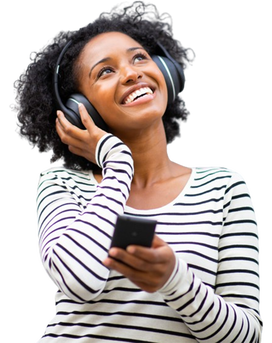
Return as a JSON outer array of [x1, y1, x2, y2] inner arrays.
[[159, 257, 190, 297]]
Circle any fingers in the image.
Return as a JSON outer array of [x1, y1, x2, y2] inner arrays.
[[105, 247, 154, 271], [105, 235, 171, 270], [125, 235, 168, 264], [104, 249, 173, 293], [103, 251, 157, 292], [125, 247, 163, 266], [78, 103, 95, 132], [56, 111, 89, 157], [56, 111, 82, 145], [151, 234, 168, 248], [56, 102, 103, 136], [103, 236, 176, 292], [56, 102, 108, 163], [56, 103, 94, 132]]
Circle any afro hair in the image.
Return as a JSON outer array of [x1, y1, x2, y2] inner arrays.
[[14, 1, 193, 170]]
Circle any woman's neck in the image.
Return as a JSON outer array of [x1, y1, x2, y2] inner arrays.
[[120, 122, 176, 188]]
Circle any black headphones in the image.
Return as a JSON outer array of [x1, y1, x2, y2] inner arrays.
[[53, 40, 185, 130]]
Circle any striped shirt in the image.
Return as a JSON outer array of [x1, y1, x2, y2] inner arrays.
[[37, 134, 262, 342]]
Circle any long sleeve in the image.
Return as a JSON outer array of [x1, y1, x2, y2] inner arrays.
[[159, 171, 262, 342], [37, 134, 134, 302]]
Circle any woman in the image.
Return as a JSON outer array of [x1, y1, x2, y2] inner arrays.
[[15, 2, 262, 342]]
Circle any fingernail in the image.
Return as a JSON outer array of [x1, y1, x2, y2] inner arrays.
[[127, 246, 135, 254], [109, 248, 118, 257], [103, 258, 111, 267]]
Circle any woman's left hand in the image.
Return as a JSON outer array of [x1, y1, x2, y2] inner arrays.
[[103, 235, 176, 293]]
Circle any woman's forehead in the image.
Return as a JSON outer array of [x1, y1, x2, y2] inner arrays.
[[79, 32, 143, 64]]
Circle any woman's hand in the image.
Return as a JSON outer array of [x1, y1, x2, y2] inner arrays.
[[103, 235, 176, 293], [56, 103, 107, 164]]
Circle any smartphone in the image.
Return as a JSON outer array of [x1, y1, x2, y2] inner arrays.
[[111, 215, 157, 249]]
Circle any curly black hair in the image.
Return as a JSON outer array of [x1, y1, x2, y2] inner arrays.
[[14, 1, 193, 171]]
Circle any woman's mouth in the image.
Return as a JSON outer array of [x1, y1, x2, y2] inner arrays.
[[122, 86, 155, 106], [123, 87, 154, 104]]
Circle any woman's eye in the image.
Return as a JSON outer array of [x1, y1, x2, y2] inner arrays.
[[97, 67, 114, 78], [133, 53, 148, 63], [96, 53, 148, 79]]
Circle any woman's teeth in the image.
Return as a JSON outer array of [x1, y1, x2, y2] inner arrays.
[[124, 87, 153, 104]]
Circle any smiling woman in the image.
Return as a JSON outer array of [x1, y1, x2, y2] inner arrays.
[[15, 3, 191, 171], [14, 1, 262, 342], [77, 32, 168, 140]]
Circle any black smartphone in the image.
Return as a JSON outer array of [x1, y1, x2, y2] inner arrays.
[[111, 215, 157, 249]]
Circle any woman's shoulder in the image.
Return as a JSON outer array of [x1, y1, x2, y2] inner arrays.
[[192, 166, 247, 189], [194, 166, 244, 179], [39, 165, 97, 186], [40, 165, 90, 177], [37, 166, 99, 207]]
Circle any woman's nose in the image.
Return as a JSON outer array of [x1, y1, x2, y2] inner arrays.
[[120, 65, 142, 84]]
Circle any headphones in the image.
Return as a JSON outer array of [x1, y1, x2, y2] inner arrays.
[[53, 40, 185, 130]]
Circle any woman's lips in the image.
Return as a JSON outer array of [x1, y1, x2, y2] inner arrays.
[[120, 82, 155, 105], [122, 86, 154, 104], [122, 92, 156, 107]]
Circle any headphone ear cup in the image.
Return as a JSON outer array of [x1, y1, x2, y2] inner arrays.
[[63, 96, 85, 129], [65, 93, 108, 131], [152, 54, 185, 104], [152, 55, 174, 104]]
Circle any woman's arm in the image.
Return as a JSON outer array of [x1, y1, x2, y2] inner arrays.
[[37, 107, 134, 302], [158, 173, 262, 342], [105, 172, 262, 342]]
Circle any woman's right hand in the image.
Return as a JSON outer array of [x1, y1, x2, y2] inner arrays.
[[56, 103, 107, 164]]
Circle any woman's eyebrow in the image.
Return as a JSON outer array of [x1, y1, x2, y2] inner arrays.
[[89, 46, 145, 77], [89, 57, 111, 77], [127, 46, 144, 52]]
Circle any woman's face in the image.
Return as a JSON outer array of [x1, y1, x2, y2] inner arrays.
[[77, 31, 168, 136]]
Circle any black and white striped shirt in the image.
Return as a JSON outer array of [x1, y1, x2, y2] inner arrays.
[[37, 134, 262, 342]]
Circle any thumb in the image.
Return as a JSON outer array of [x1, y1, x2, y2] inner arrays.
[[152, 235, 167, 249]]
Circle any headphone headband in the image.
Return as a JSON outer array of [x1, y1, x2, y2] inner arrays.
[[53, 40, 73, 113]]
